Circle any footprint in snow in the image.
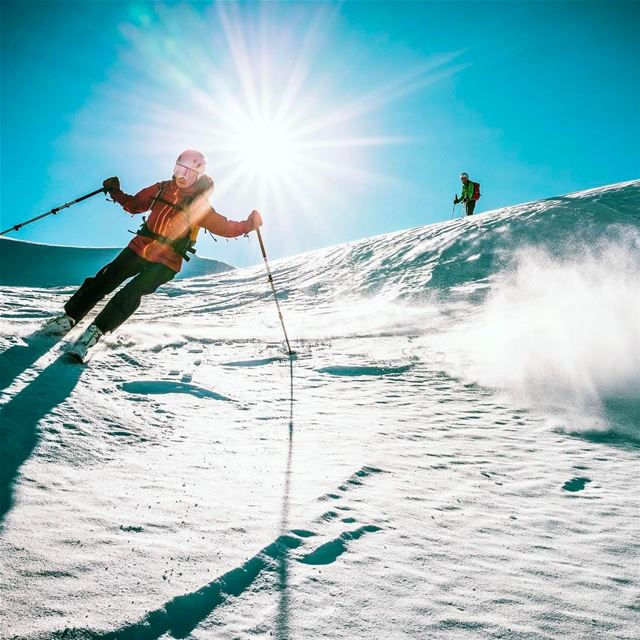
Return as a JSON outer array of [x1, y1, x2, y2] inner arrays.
[[562, 477, 592, 492], [222, 357, 285, 367], [317, 364, 412, 377], [318, 465, 384, 501], [298, 525, 382, 566], [120, 380, 231, 401]]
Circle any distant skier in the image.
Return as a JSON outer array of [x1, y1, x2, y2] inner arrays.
[[42, 149, 263, 361], [453, 172, 481, 216]]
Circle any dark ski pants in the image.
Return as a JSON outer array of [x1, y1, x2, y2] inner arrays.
[[465, 200, 476, 216], [64, 248, 176, 334]]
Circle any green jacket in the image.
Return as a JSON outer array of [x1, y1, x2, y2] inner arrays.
[[461, 181, 476, 202]]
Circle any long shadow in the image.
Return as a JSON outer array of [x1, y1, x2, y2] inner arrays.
[[95, 535, 302, 640], [0, 355, 84, 524], [0, 332, 61, 392], [96, 524, 301, 639], [88, 363, 298, 640], [275, 376, 295, 640]]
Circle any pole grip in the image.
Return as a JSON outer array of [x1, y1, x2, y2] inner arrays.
[[256, 227, 268, 259]]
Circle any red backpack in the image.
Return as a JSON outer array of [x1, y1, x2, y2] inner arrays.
[[473, 181, 481, 200]]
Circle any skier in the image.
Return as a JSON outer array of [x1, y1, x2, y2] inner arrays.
[[42, 149, 263, 361], [453, 172, 481, 216]]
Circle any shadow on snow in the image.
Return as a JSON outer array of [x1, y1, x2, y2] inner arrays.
[[0, 354, 84, 524]]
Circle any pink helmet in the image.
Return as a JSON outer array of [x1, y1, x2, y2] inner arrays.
[[174, 149, 207, 188]]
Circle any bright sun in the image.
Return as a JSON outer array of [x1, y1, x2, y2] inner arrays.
[[233, 117, 295, 178], [114, 1, 461, 239]]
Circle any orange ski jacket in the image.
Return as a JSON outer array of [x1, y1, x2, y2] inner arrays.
[[110, 178, 252, 272]]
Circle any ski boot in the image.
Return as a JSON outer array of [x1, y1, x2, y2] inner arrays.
[[41, 313, 76, 336], [67, 323, 103, 363]]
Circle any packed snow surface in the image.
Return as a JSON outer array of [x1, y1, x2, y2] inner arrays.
[[1, 181, 639, 639]]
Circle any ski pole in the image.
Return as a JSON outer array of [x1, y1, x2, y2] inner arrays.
[[0, 187, 106, 236], [255, 227, 294, 357], [451, 202, 456, 219]]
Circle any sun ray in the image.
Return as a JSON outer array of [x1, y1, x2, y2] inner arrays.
[[57, 1, 466, 258]]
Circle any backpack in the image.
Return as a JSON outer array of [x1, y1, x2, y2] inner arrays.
[[134, 178, 213, 261], [473, 181, 481, 200]]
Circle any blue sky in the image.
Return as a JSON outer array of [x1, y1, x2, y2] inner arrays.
[[1, 1, 638, 266]]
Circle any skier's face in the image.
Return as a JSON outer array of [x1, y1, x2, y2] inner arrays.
[[461, 176, 468, 185], [173, 162, 200, 189]]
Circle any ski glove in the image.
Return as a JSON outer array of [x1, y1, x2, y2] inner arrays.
[[247, 210, 263, 231], [453, 196, 459, 204], [103, 177, 120, 194]]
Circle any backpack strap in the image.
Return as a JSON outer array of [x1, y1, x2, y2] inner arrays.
[[138, 179, 214, 260], [149, 182, 186, 212], [132, 222, 196, 261]]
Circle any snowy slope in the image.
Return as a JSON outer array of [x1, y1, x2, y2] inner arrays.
[[0, 181, 639, 639], [0, 237, 234, 287]]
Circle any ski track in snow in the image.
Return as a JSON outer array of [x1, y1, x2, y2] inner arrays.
[[0, 182, 639, 639]]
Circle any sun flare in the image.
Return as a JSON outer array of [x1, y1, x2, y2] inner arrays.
[[231, 116, 296, 179], [96, 1, 463, 250]]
